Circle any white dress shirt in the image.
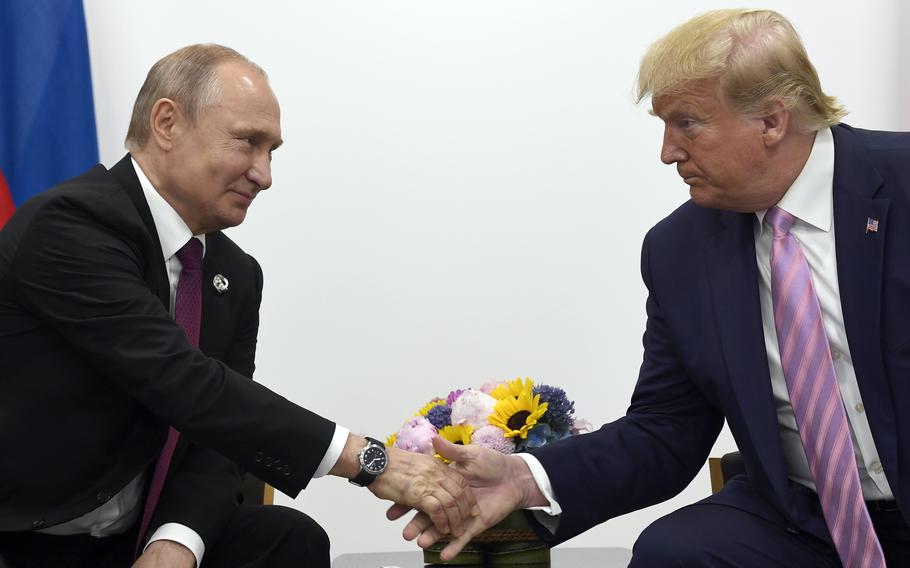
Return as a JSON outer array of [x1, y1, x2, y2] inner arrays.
[[524, 127, 893, 528], [39, 158, 349, 566]]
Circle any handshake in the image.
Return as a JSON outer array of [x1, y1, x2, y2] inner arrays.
[[337, 433, 550, 562]]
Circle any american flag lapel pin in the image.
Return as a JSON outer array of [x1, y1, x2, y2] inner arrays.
[[865, 217, 879, 234]]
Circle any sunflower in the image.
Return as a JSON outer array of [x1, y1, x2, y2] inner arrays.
[[435, 423, 474, 463], [416, 398, 446, 416], [386, 432, 398, 447], [489, 390, 548, 439], [489, 377, 535, 400]]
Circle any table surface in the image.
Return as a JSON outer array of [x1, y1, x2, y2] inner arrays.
[[332, 547, 632, 568]]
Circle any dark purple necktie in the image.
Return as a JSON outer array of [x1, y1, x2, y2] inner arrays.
[[766, 207, 885, 567], [135, 237, 203, 555]]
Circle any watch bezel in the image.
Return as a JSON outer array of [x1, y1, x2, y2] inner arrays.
[[349, 437, 388, 487]]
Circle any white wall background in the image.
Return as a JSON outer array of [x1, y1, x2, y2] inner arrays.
[[82, 0, 908, 560]]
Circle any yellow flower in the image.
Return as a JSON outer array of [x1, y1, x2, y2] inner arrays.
[[386, 432, 398, 447], [489, 390, 548, 439], [439, 423, 474, 446], [435, 424, 474, 463], [490, 377, 535, 400], [416, 398, 445, 416]]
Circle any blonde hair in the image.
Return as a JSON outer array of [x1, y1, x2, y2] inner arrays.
[[635, 9, 845, 132], [125, 44, 266, 151]]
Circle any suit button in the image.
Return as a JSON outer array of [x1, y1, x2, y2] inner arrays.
[[96, 491, 112, 503], [284, 469, 292, 477], [255, 451, 265, 463], [32, 519, 45, 529]]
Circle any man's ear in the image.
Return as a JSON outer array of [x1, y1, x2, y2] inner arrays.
[[760, 100, 790, 148], [148, 98, 181, 151]]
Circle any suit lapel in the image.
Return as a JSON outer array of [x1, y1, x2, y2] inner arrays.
[[199, 233, 230, 358], [705, 210, 790, 498], [109, 155, 170, 309], [830, 125, 897, 475]]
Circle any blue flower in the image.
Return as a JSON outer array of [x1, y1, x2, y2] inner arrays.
[[533, 384, 575, 435], [426, 404, 452, 430], [524, 423, 553, 449]]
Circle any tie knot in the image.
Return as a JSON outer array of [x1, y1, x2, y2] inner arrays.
[[176, 238, 203, 270], [765, 206, 796, 237]]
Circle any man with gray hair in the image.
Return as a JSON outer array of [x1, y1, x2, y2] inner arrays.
[[398, 9, 910, 566], [0, 44, 477, 567]]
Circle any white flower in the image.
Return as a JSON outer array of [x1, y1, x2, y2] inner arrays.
[[450, 389, 497, 429]]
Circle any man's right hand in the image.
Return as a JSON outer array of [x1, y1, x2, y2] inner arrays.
[[387, 436, 547, 562], [332, 433, 480, 539]]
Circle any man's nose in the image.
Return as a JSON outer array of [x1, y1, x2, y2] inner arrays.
[[248, 152, 272, 191], [660, 129, 686, 165]]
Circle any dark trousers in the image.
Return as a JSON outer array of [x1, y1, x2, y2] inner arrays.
[[630, 476, 910, 567], [0, 505, 329, 568]]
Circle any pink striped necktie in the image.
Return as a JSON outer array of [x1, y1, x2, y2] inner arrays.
[[135, 237, 203, 556], [766, 207, 885, 567]]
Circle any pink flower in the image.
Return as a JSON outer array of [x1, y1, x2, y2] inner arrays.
[[471, 425, 515, 454], [450, 389, 497, 429], [479, 380, 507, 395], [570, 418, 593, 435], [395, 416, 438, 454]]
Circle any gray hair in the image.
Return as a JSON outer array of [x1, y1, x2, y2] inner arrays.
[[124, 44, 267, 151]]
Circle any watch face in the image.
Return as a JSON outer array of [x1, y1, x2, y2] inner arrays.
[[361, 445, 388, 475]]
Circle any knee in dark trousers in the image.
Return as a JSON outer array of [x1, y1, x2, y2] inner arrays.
[[630, 508, 708, 567], [206, 505, 330, 568], [629, 501, 840, 568]]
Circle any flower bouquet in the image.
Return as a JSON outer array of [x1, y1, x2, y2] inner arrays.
[[390, 377, 591, 565]]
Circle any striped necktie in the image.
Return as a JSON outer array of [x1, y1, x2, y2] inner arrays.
[[766, 206, 885, 567]]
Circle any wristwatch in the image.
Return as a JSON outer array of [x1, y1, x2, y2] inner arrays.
[[349, 437, 388, 487]]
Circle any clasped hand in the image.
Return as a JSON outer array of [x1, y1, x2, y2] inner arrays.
[[386, 436, 538, 562], [368, 441, 481, 539]]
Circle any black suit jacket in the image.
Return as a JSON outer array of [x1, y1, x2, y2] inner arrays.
[[0, 155, 336, 543], [530, 124, 910, 544]]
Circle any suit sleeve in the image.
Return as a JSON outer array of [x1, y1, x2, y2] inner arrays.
[[11, 191, 335, 496], [149, 255, 266, 548], [527, 230, 724, 545]]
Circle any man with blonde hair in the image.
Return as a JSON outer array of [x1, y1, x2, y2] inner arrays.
[[0, 44, 478, 567], [398, 9, 910, 566]]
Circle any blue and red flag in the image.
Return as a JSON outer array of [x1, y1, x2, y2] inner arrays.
[[0, 0, 98, 228]]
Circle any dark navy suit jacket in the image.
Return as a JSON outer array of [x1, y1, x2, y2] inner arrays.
[[530, 124, 910, 545]]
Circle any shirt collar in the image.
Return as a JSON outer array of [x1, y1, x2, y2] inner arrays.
[[131, 157, 206, 262], [755, 127, 835, 234]]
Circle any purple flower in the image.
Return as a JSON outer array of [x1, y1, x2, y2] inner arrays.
[[446, 389, 466, 406], [533, 384, 575, 434], [426, 404, 452, 430]]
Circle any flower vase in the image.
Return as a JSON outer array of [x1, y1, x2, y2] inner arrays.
[[423, 510, 551, 566]]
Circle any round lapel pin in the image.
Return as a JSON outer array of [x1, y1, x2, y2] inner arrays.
[[212, 274, 229, 294]]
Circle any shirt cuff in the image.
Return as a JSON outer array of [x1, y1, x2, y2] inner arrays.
[[514, 453, 562, 534], [313, 424, 350, 478], [145, 523, 204, 567]]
